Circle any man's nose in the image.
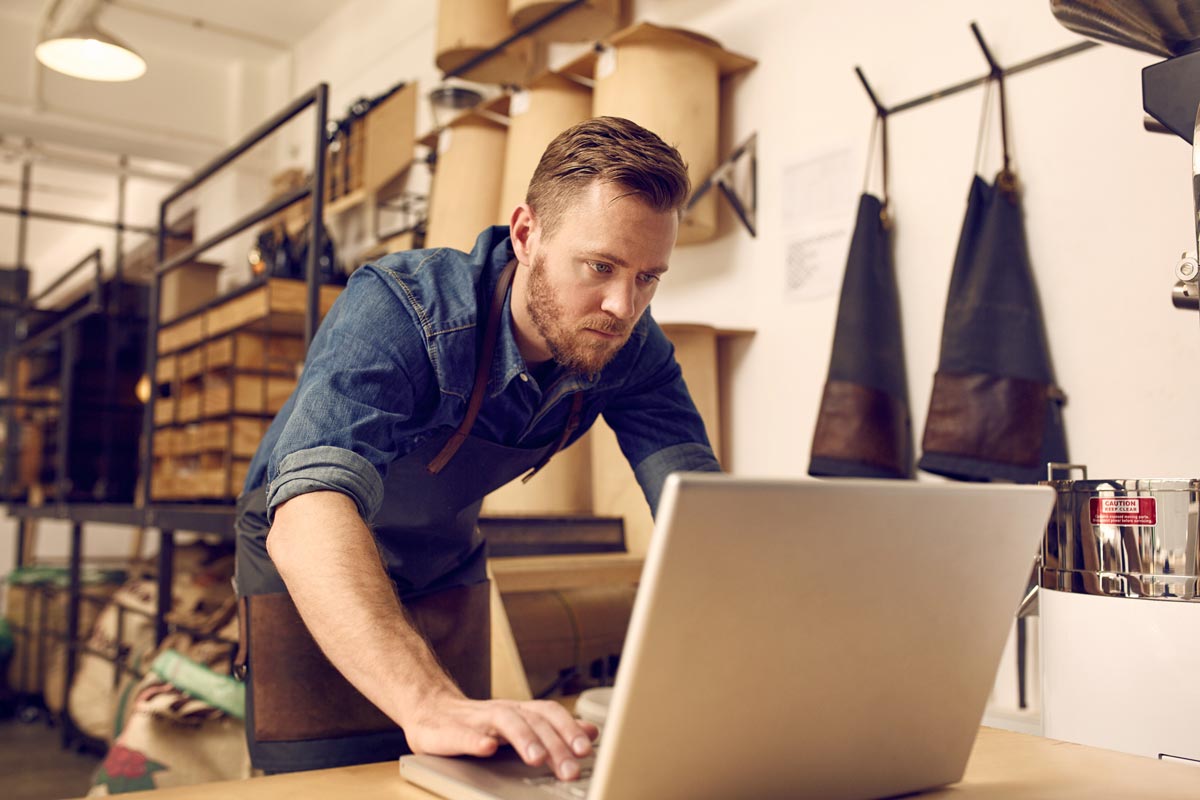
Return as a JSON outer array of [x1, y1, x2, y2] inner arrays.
[[599, 278, 636, 321]]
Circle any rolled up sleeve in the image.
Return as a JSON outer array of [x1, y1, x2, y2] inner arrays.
[[264, 266, 434, 524], [603, 320, 722, 517], [633, 442, 721, 514], [267, 446, 385, 522]]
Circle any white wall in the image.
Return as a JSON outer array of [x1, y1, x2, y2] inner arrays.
[[625, 0, 1197, 481]]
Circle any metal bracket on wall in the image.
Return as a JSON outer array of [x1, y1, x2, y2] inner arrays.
[[853, 22, 1096, 118], [687, 132, 758, 238]]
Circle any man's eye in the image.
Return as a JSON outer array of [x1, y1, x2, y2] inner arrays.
[[588, 262, 612, 273], [638, 273, 661, 285]]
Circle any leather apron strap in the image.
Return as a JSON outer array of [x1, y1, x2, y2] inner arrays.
[[426, 258, 518, 475], [426, 258, 583, 476]]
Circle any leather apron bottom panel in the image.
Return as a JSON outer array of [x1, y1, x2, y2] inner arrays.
[[243, 582, 489, 773]]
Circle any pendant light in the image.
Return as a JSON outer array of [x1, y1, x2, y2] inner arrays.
[[35, 0, 146, 82]]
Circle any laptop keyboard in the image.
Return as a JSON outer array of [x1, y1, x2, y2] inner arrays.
[[523, 766, 593, 798]]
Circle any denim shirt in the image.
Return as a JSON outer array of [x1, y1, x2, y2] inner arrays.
[[244, 226, 720, 523]]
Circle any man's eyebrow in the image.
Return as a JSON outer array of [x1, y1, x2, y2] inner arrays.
[[585, 251, 669, 273]]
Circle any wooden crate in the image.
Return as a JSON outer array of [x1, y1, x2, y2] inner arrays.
[[152, 427, 183, 459], [206, 332, 305, 375], [151, 454, 252, 501], [157, 313, 205, 356], [176, 347, 206, 383], [364, 83, 417, 193], [160, 261, 222, 324], [155, 354, 176, 385], [178, 418, 268, 458], [202, 374, 295, 417], [157, 280, 341, 357], [205, 280, 341, 341], [150, 457, 179, 500], [176, 382, 203, 423], [154, 396, 176, 427], [230, 459, 251, 496]]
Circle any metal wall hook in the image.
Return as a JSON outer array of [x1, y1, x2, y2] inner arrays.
[[854, 67, 890, 210], [687, 132, 758, 237], [970, 22, 1003, 77], [970, 22, 1013, 179], [854, 66, 889, 117]]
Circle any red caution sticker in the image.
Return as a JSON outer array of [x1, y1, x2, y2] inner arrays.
[[1090, 497, 1156, 526]]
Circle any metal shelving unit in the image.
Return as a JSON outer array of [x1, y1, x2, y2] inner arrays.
[[2, 85, 331, 751]]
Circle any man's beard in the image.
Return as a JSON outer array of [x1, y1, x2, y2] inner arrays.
[[526, 253, 631, 380]]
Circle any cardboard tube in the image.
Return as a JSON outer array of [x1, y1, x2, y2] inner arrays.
[[593, 39, 719, 245], [497, 74, 593, 224], [437, 0, 543, 84], [508, 0, 625, 42], [426, 116, 509, 252]]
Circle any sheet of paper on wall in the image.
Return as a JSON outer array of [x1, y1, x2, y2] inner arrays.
[[782, 148, 855, 302]]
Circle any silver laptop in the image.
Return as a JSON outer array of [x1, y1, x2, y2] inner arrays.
[[400, 474, 1053, 800]]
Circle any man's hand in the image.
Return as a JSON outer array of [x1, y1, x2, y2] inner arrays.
[[402, 695, 600, 781], [270, 492, 599, 781]]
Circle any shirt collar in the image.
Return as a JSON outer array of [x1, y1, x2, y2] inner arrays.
[[486, 281, 606, 399]]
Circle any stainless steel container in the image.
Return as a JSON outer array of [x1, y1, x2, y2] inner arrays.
[[1040, 465, 1199, 600], [1037, 467, 1200, 761]]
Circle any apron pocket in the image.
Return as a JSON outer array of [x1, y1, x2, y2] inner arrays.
[[246, 583, 490, 743]]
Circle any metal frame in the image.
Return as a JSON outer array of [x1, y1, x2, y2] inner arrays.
[[140, 82, 329, 520], [443, 0, 589, 81], [687, 133, 758, 238], [1, 86, 329, 751], [854, 23, 1098, 118]]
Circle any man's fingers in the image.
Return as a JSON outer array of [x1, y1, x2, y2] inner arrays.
[[520, 709, 580, 780], [529, 700, 595, 758], [403, 697, 598, 777], [489, 706, 546, 766]]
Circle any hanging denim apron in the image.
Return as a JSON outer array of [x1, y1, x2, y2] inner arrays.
[[809, 110, 913, 480], [919, 75, 1068, 484], [233, 259, 583, 773]]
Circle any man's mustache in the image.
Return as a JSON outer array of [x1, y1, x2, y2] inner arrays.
[[579, 315, 629, 336]]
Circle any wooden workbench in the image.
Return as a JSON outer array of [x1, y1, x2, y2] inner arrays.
[[98, 727, 1200, 799]]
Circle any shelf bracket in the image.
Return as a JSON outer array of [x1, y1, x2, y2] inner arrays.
[[687, 132, 758, 238]]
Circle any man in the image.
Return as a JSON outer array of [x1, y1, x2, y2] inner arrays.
[[234, 116, 720, 780]]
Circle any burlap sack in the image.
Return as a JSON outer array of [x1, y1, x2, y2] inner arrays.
[[43, 585, 114, 714], [69, 546, 237, 742], [4, 573, 115, 706], [90, 619, 244, 795], [69, 579, 159, 741]]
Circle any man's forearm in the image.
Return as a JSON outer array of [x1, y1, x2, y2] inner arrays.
[[266, 490, 461, 727]]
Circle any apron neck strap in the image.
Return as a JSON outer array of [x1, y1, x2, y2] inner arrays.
[[975, 72, 1017, 194], [426, 257, 519, 475], [861, 112, 891, 224], [520, 392, 585, 484]]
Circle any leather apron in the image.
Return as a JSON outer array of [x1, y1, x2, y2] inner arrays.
[[233, 259, 583, 773], [809, 113, 913, 480]]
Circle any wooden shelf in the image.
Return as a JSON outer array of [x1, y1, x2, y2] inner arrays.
[[489, 552, 643, 593], [157, 279, 342, 356], [324, 188, 367, 218]]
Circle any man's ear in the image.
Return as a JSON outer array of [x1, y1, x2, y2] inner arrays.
[[509, 203, 537, 264]]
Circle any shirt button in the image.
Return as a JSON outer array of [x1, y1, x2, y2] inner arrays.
[[519, 373, 529, 382]]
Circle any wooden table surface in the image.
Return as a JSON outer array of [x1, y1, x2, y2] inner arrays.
[[101, 726, 1200, 799]]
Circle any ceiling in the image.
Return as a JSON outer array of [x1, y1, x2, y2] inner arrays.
[[7, 0, 354, 62], [0, 0, 357, 280]]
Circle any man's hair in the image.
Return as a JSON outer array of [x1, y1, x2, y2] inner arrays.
[[526, 116, 691, 237]]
